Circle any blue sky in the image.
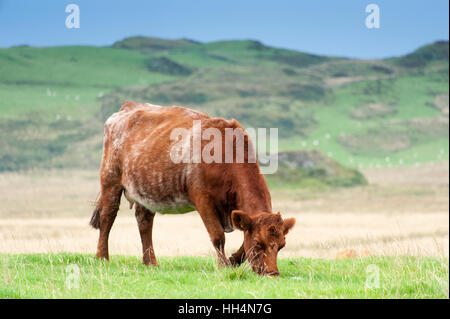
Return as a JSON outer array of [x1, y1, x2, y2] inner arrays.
[[0, 0, 448, 58]]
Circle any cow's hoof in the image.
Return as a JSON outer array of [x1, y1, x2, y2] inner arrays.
[[95, 254, 109, 261], [142, 261, 158, 267], [228, 257, 239, 267], [229, 256, 245, 267], [217, 259, 231, 268]]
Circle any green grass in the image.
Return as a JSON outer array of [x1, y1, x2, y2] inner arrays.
[[0, 46, 175, 88], [0, 253, 448, 298], [279, 69, 449, 168], [0, 84, 102, 120]]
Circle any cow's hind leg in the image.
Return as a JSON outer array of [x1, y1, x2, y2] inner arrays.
[[92, 185, 123, 260], [135, 204, 157, 266]]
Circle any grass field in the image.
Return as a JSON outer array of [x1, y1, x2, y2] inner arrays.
[[0, 254, 448, 299], [0, 163, 448, 299]]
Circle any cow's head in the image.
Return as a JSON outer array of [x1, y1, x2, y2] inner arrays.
[[231, 210, 295, 277]]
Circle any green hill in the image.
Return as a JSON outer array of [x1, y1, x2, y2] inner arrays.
[[391, 40, 449, 68], [112, 36, 199, 52], [0, 37, 448, 173]]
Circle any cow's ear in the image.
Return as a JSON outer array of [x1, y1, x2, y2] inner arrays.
[[283, 218, 296, 235], [231, 210, 252, 231]]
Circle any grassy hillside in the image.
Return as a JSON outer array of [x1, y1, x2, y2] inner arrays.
[[0, 38, 448, 174], [1, 253, 448, 298]]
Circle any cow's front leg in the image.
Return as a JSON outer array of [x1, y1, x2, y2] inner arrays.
[[196, 198, 230, 267], [135, 204, 157, 266], [229, 243, 246, 267]]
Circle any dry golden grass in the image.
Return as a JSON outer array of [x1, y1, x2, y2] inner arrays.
[[363, 161, 449, 186], [0, 163, 448, 259]]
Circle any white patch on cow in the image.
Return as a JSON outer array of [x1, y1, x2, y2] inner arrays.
[[145, 103, 161, 108], [131, 147, 141, 164], [108, 103, 198, 215], [105, 110, 132, 154], [105, 110, 123, 127], [183, 107, 200, 118], [124, 180, 194, 215]]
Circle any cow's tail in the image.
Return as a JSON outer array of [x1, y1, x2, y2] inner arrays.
[[89, 200, 101, 229]]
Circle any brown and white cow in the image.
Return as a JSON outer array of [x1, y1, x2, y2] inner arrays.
[[90, 101, 295, 276]]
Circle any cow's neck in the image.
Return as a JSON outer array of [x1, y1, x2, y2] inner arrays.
[[232, 165, 272, 215]]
